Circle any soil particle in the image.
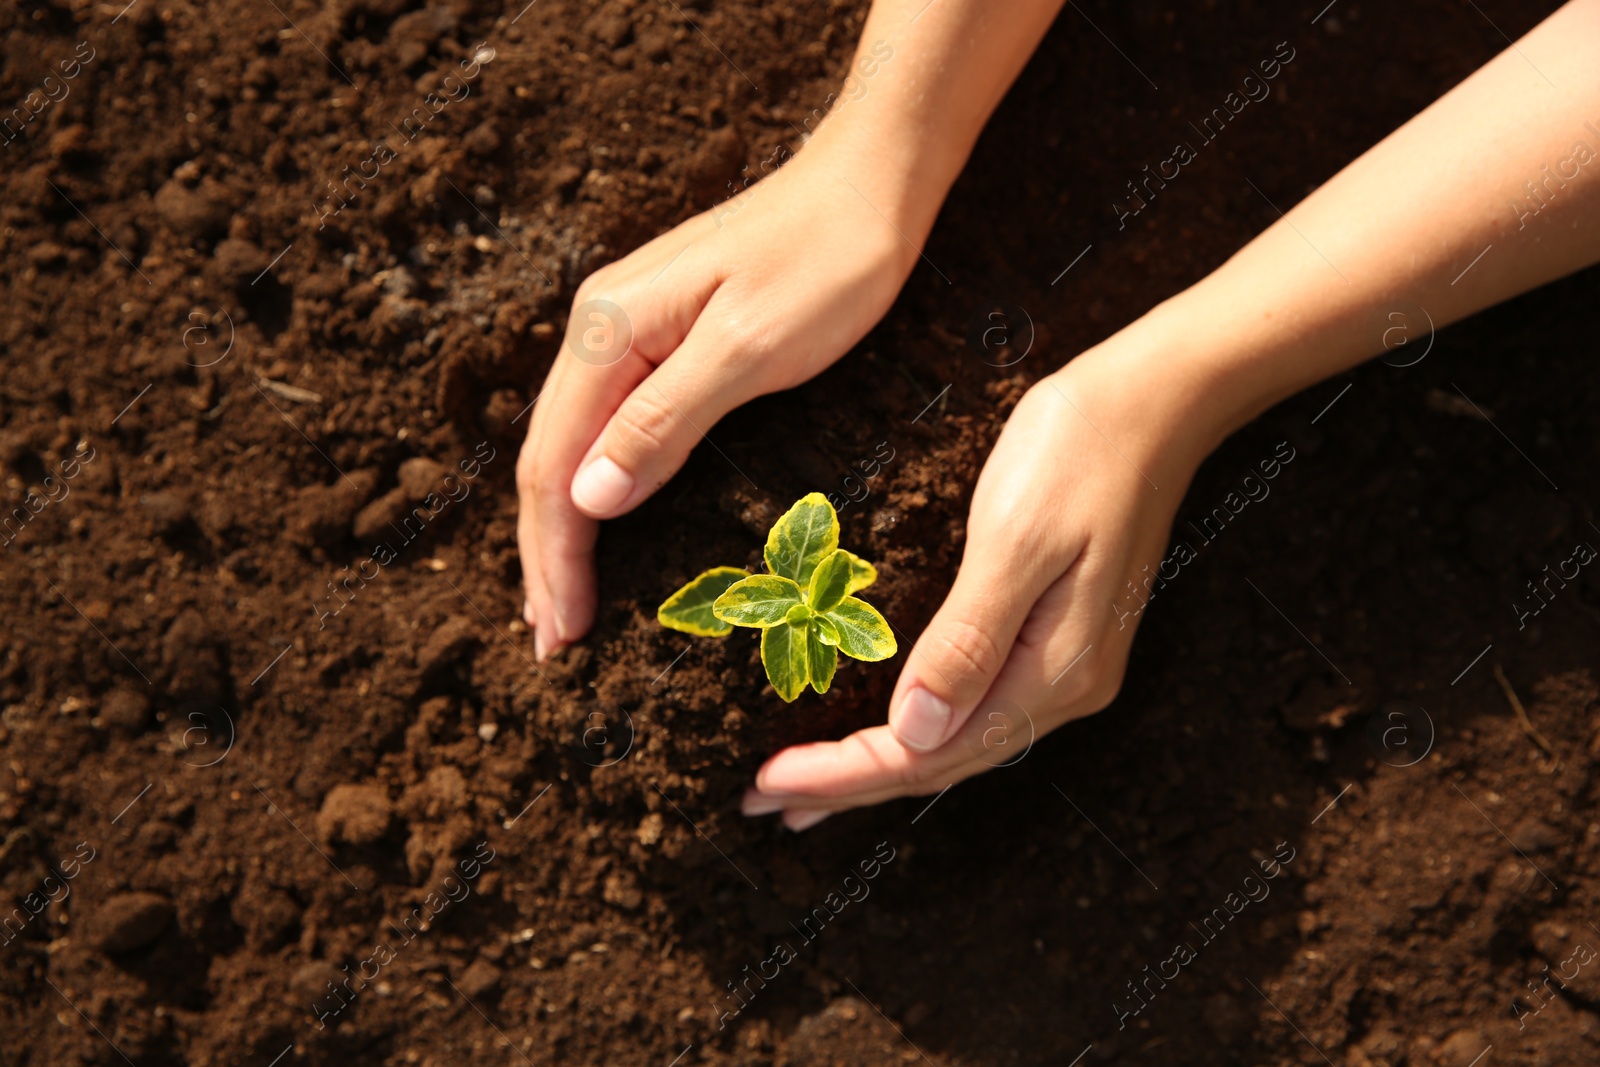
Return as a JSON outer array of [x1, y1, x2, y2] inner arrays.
[[637, 26, 674, 62], [87, 892, 174, 953], [211, 237, 268, 283], [352, 487, 413, 543], [139, 488, 193, 536], [134, 820, 179, 854], [581, 1, 630, 45], [397, 456, 450, 499], [1279, 676, 1364, 731], [1357, 1026, 1406, 1064], [403, 764, 470, 821], [153, 178, 232, 242], [685, 126, 747, 204], [415, 616, 479, 677], [1509, 817, 1562, 853], [290, 961, 342, 1006], [388, 7, 457, 68], [548, 162, 585, 198], [231, 880, 301, 951], [1433, 1029, 1490, 1066], [26, 242, 69, 269], [481, 387, 529, 443], [160, 608, 227, 705], [456, 958, 503, 999], [317, 783, 394, 846], [47, 124, 90, 161], [98, 688, 150, 735], [636, 812, 665, 848], [463, 120, 502, 157], [400, 766, 476, 881], [777, 997, 910, 1066], [1529, 920, 1600, 999], [290, 469, 379, 548], [602, 868, 643, 910]]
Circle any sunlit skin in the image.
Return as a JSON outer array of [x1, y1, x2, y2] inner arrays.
[[516, 0, 1600, 829]]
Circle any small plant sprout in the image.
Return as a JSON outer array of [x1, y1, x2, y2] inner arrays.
[[657, 493, 896, 701]]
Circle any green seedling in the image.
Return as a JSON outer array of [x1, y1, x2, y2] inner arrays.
[[657, 493, 896, 701]]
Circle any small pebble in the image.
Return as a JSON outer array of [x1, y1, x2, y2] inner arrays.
[[89, 892, 173, 953]]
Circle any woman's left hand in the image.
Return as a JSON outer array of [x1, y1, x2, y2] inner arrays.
[[742, 335, 1215, 829]]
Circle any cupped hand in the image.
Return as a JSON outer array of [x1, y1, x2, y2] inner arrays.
[[515, 144, 930, 657], [743, 345, 1215, 829]]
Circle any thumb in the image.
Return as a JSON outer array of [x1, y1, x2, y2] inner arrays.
[[888, 550, 1049, 752], [568, 308, 764, 518]]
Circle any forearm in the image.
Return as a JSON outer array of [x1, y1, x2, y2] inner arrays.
[[803, 0, 1068, 235], [1130, 0, 1600, 453]]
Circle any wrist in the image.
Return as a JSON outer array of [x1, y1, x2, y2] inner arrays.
[[1077, 270, 1333, 465], [1055, 297, 1252, 485], [796, 110, 962, 244]]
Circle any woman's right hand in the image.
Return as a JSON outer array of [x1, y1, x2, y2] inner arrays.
[[515, 0, 1103, 656], [514, 136, 935, 657]]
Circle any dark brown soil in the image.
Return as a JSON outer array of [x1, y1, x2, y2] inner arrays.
[[3, 1, 1598, 1064]]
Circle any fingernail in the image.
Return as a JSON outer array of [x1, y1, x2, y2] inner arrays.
[[533, 625, 551, 661], [783, 809, 831, 832], [892, 687, 951, 752], [571, 456, 633, 515], [551, 604, 574, 644], [741, 790, 785, 816], [523, 600, 536, 627]]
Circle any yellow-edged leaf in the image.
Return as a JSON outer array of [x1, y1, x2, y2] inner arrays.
[[712, 574, 804, 628], [813, 615, 840, 646], [657, 566, 748, 636], [806, 549, 853, 613], [826, 596, 896, 662], [806, 627, 838, 694], [763, 492, 839, 584], [761, 621, 810, 701], [841, 550, 877, 594]]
